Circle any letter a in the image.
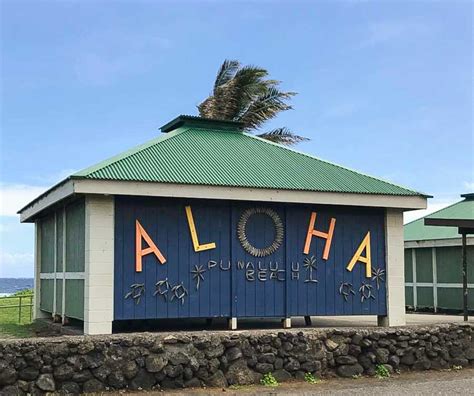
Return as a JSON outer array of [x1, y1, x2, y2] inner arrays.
[[185, 206, 216, 252], [135, 220, 166, 272], [346, 232, 372, 277], [303, 212, 336, 260]]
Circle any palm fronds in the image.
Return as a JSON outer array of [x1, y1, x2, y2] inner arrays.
[[257, 127, 308, 146], [213, 60, 240, 92], [198, 59, 308, 146]]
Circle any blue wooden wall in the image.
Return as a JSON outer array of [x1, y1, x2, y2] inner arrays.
[[114, 197, 386, 320]]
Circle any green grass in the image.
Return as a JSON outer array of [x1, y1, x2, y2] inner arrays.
[[0, 290, 35, 338]]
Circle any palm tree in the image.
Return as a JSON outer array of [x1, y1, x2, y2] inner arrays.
[[198, 60, 308, 145]]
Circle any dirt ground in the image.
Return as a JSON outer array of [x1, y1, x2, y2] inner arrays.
[[99, 367, 474, 395]]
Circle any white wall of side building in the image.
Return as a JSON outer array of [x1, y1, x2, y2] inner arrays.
[[379, 208, 406, 326], [83, 195, 115, 335], [33, 220, 48, 319]]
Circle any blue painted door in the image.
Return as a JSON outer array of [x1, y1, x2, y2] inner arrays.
[[114, 197, 387, 320], [285, 205, 386, 316], [231, 204, 286, 317]]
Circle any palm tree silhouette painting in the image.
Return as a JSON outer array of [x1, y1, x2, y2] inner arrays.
[[303, 255, 318, 283]]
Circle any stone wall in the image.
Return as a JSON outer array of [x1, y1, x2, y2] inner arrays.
[[0, 323, 472, 395]]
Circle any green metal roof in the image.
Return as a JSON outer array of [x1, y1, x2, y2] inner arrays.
[[425, 195, 474, 221], [73, 116, 426, 196], [404, 197, 474, 241]]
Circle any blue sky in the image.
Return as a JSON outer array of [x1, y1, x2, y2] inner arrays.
[[0, 1, 472, 277]]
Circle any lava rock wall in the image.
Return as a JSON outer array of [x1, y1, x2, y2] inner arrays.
[[0, 324, 473, 394]]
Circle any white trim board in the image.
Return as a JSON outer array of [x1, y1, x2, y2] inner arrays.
[[432, 247, 438, 312], [20, 180, 74, 223], [406, 282, 474, 288], [405, 237, 474, 249], [40, 272, 85, 280], [412, 249, 417, 308], [20, 178, 427, 222]]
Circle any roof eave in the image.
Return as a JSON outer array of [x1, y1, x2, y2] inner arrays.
[[19, 177, 428, 223], [74, 179, 428, 209], [18, 178, 75, 222], [424, 218, 474, 228]]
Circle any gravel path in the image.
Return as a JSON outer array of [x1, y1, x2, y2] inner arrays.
[[119, 368, 474, 395]]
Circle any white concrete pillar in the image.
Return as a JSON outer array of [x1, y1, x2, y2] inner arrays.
[[84, 195, 114, 335], [61, 207, 67, 323], [33, 220, 48, 320], [379, 208, 406, 326], [228, 317, 237, 330]]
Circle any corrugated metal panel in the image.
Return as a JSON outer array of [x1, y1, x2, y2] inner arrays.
[[56, 213, 63, 272], [405, 286, 413, 306], [40, 215, 55, 273], [417, 286, 434, 308], [65, 279, 84, 320], [40, 279, 54, 313], [404, 217, 461, 241], [436, 246, 462, 283], [66, 199, 85, 272], [436, 246, 474, 283], [55, 279, 63, 314], [437, 288, 474, 310], [74, 126, 423, 196], [404, 249, 413, 283], [415, 248, 433, 283], [425, 198, 474, 221], [405, 246, 474, 311], [404, 198, 473, 241]]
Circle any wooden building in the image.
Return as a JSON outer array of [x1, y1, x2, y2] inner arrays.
[[404, 194, 474, 312], [19, 116, 428, 334]]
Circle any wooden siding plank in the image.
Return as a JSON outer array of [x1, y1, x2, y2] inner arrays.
[[404, 249, 413, 283], [66, 199, 85, 272], [40, 279, 54, 313], [56, 211, 64, 272], [40, 215, 55, 273], [415, 248, 434, 283], [65, 279, 84, 320], [55, 279, 63, 315]]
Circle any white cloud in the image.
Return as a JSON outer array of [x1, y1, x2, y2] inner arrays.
[[359, 20, 431, 48], [0, 252, 34, 265], [73, 30, 172, 85], [322, 102, 359, 119], [403, 199, 457, 224], [0, 183, 48, 216], [32, 168, 77, 185], [0, 217, 34, 278], [0, 252, 34, 278], [463, 181, 474, 191]]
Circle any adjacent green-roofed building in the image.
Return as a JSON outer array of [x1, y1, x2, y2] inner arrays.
[[19, 115, 428, 334], [404, 194, 474, 313]]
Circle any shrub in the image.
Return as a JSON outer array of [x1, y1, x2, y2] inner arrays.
[[304, 372, 320, 384], [12, 289, 33, 297], [260, 373, 279, 387], [375, 364, 390, 379]]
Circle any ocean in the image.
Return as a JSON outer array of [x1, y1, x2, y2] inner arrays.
[[0, 278, 34, 297]]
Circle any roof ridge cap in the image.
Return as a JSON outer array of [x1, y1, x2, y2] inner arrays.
[[243, 133, 428, 197], [73, 128, 187, 178]]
